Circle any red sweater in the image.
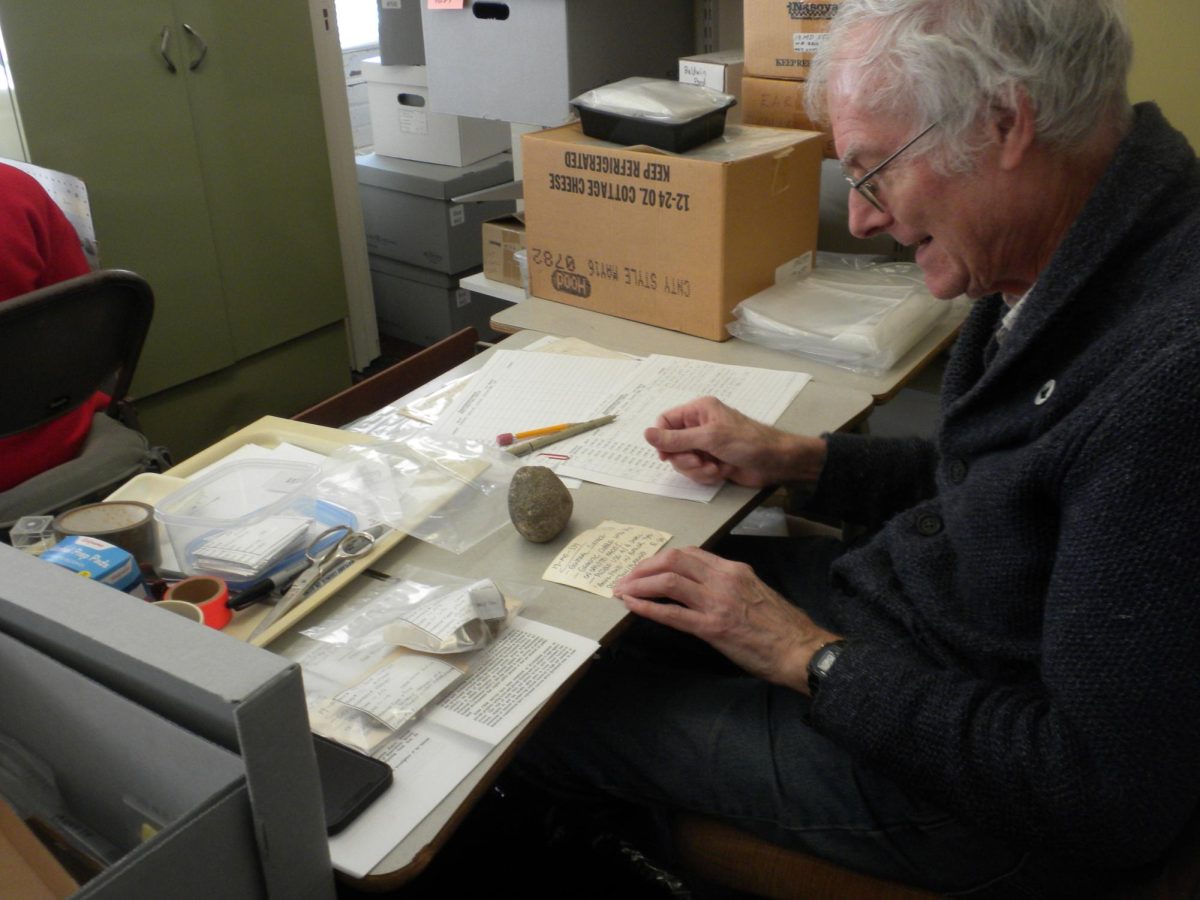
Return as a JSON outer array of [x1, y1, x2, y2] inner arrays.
[[0, 163, 105, 492]]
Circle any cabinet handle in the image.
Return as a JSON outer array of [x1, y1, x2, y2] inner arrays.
[[183, 23, 208, 71], [160, 26, 177, 73]]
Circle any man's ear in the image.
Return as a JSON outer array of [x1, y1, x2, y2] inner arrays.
[[990, 89, 1036, 171]]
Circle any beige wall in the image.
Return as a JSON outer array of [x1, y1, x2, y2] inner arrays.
[[1127, 0, 1200, 146]]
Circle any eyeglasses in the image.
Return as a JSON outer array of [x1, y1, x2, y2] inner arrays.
[[843, 120, 940, 212]]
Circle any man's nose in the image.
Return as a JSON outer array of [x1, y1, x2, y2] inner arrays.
[[847, 190, 894, 240]]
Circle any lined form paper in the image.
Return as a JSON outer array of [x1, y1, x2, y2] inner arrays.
[[560, 355, 810, 501], [430, 349, 810, 502]]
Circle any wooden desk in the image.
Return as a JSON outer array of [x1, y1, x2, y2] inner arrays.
[[491, 295, 968, 404], [285, 329, 876, 887]]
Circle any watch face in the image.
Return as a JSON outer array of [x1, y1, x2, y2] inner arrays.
[[814, 649, 839, 676], [808, 640, 846, 695]]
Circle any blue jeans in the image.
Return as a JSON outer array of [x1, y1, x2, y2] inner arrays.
[[519, 537, 1030, 895]]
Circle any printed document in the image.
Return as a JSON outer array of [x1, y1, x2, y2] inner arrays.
[[326, 616, 598, 877]]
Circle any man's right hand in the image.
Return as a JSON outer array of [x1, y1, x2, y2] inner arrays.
[[643, 396, 827, 488]]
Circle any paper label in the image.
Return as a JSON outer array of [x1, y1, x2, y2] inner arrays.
[[793, 32, 829, 54], [382, 0, 402, 8], [678, 61, 725, 90], [543, 520, 671, 597], [397, 107, 429, 135], [449, 204, 466, 227], [455, 288, 470, 308], [427, 0, 464, 8]]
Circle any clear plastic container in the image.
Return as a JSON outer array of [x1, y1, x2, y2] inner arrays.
[[154, 460, 350, 580]]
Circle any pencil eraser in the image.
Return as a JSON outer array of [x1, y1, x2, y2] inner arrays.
[[497, 433, 515, 446]]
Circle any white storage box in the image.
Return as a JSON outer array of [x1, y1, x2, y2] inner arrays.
[[418, 0, 694, 127], [364, 58, 511, 166], [369, 257, 511, 347], [678, 50, 744, 124]]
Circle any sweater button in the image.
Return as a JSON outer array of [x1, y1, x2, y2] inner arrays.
[[916, 513, 943, 536], [1035, 379, 1055, 405], [948, 458, 967, 484]]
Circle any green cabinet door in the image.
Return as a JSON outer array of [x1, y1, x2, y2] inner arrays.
[[0, 0, 237, 396], [171, 0, 348, 358]]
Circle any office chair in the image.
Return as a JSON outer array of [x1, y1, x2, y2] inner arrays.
[[673, 803, 1200, 899], [293, 326, 480, 428], [0, 269, 165, 532]]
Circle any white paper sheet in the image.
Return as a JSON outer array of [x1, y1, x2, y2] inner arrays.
[[328, 719, 490, 878], [426, 350, 811, 502], [430, 349, 640, 442], [326, 616, 599, 878], [558, 355, 810, 502]]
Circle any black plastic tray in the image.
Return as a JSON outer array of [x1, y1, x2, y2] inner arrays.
[[574, 101, 736, 153]]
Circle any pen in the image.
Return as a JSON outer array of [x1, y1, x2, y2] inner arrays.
[[506, 414, 617, 457], [227, 555, 311, 611], [497, 423, 572, 446]]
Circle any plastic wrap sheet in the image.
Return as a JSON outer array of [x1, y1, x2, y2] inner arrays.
[[729, 254, 957, 374]]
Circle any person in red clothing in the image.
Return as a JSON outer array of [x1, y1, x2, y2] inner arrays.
[[0, 162, 106, 491]]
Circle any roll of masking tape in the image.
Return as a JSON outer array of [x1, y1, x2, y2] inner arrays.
[[53, 501, 159, 569], [154, 599, 205, 624], [165, 575, 231, 629]]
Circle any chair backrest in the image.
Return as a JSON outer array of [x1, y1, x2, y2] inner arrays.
[[293, 327, 479, 429], [0, 269, 153, 438]]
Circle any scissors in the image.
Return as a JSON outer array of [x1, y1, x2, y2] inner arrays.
[[247, 524, 383, 642]]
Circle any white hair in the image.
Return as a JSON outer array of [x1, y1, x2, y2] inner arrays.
[[806, 0, 1134, 172]]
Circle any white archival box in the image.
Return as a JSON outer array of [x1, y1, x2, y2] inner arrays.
[[363, 58, 511, 167]]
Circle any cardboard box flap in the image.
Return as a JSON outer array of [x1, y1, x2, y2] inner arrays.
[[356, 151, 514, 200]]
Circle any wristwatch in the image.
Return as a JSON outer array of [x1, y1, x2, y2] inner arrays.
[[807, 640, 848, 696]]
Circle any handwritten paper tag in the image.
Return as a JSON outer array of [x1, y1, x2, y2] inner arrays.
[[427, 0, 464, 9], [543, 520, 671, 597]]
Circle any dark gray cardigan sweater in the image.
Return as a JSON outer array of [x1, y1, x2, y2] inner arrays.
[[806, 103, 1200, 875]]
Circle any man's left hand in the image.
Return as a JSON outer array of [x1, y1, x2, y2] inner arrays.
[[613, 547, 840, 695]]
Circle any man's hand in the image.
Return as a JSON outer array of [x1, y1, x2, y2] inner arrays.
[[613, 547, 840, 694], [645, 396, 826, 488]]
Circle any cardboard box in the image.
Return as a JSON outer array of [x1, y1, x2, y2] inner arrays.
[[0, 543, 333, 899], [418, 0, 694, 126], [482, 215, 527, 287], [357, 151, 515, 272], [521, 123, 823, 341], [678, 50, 744, 124], [364, 58, 511, 166], [369, 257, 510, 346], [0, 800, 78, 899], [744, 0, 839, 80], [377, 0, 425, 66], [741, 76, 837, 158]]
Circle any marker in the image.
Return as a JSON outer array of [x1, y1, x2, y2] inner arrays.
[[497, 423, 572, 446], [227, 556, 310, 610], [506, 414, 617, 457]]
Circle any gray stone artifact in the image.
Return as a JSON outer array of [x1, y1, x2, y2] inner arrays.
[[508, 466, 573, 543]]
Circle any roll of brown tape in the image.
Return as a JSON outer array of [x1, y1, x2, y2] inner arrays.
[[53, 501, 160, 569]]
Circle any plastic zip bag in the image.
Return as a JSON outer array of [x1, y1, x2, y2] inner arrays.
[[303, 433, 522, 555], [728, 253, 957, 374], [300, 565, 529, 656]]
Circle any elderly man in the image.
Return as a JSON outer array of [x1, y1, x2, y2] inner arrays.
[[520, 0, 1200, 895]]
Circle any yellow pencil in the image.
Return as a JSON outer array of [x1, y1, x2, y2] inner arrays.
[[497, 423, 572, 446]]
